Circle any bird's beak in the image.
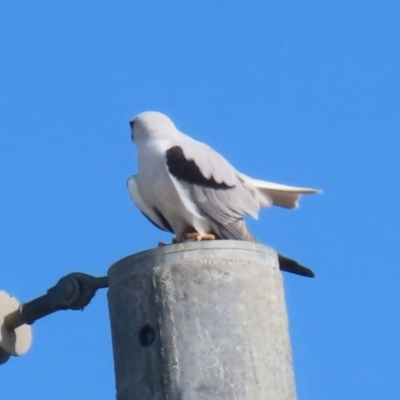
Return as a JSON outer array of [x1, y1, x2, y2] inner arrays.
[[129, 120, 135, 141]]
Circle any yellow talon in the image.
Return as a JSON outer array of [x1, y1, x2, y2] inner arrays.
[[172, 232, 216, 243], [183, 232, 216, 241]]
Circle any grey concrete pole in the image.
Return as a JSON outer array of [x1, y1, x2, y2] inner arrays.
[[107, 240, 296, 400]]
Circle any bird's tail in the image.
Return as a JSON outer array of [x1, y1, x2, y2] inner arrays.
[[241, 174, 321, 209]]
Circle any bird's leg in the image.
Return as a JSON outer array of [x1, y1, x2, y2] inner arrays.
[[158, 241, 167, 247], [183, 232, 216, 241]]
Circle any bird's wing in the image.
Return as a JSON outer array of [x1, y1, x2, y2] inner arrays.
[[165, 142, 266, 232], [127, 176, 173, 232], [240, 174, 321, 209]]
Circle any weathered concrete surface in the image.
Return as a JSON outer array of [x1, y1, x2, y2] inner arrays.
[[107, 240, 296, 400]]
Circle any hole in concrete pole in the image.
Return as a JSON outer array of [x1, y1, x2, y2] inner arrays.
[[139, 324, 155, 347]]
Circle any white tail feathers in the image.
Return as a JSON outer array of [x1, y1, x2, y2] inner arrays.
[[241, 174, 321, 209]]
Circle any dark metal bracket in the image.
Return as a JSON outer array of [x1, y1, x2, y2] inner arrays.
[[0, 272, 108, 364]]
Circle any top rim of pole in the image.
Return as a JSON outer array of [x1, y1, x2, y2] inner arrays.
[[108, 240, 277, 276]]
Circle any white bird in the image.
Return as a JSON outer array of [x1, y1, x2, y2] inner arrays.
[[127, 111, 320, 277]]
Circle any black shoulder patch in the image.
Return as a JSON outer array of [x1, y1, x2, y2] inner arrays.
[[166, 146, 233, 189]]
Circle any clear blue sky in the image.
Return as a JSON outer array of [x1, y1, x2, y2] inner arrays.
[[1, 1, 399, 399]]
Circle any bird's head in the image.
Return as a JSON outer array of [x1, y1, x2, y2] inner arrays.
[[129, 111, 177, 142]]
